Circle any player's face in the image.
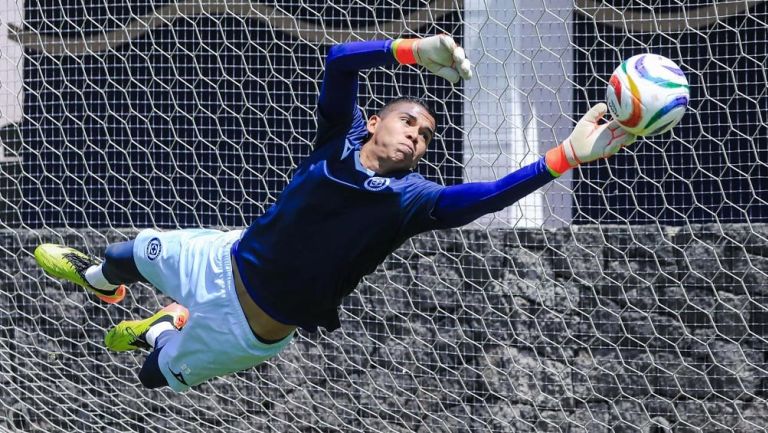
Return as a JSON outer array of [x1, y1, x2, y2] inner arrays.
[[365, 102, 436, 171]]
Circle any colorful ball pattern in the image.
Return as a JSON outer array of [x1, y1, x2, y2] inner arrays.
[[606, 54, 689, 136]]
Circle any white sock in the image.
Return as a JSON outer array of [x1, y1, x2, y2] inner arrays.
[[83, 265, 118, 290], [146, 321, 176, 348]]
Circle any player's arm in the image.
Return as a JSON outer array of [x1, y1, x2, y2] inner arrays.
[[317, 40, 395, 132], [431, 104, 637, 227], [316, 36, 472, 144]]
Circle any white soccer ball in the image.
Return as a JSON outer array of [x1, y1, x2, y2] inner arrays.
[[606, 53, 689, 136]]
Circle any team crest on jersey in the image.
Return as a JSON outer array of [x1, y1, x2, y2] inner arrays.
[[146, 237, 162, 261], [364, 177, 391, 191]]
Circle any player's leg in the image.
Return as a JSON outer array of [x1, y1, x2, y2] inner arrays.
[[132, 228, 221, 307], [137, 330, 179, 389], [34, 243, 131, 304], [104, 303, 189, 389], [149, 311, 294, 392], [126, 228, 293, 392], [101, 240, 148, 285]]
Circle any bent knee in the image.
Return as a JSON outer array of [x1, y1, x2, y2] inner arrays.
[[104, 241, 135, 263], [138, 350, 168, 389], [104, 241, 147, 284]]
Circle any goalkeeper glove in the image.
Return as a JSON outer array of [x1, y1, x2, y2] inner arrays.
[[545, 103, 637, 177], [392, 35, 472, 83]]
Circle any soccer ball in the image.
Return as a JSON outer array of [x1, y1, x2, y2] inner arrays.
[[606, 53, 689, 136]]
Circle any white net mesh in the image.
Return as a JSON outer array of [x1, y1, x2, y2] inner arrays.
[[2, 1, 768, 432]]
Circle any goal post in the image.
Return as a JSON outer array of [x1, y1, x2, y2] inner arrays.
[[2, 1, 768, 432], [463, 0, 575, 229]]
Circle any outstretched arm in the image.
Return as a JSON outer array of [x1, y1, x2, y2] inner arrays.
[[431, 104, 637, 228], [431, 158, 553, 227], [316, 36, 472, 143], [317, 40, 397, 130]]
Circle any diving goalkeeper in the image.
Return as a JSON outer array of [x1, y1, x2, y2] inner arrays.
[[34, 35, 635, 392]]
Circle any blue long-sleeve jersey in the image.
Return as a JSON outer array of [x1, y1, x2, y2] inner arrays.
[[232, 40, 556, 332]]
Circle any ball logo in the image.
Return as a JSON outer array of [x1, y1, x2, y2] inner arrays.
[[146, 238, 162, 261], [364, 177, 390, 191]]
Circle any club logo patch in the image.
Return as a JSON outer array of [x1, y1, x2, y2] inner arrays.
[[363, 177, 390, 191], [146, 237, 162, 261]]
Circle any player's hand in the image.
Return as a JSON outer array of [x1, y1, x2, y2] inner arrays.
[[393, 35, 472, 83], [546, 103, 637, 176], [414, 35, 472, 83]]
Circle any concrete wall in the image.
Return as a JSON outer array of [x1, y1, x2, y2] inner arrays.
[[1, 224, 767, 432]]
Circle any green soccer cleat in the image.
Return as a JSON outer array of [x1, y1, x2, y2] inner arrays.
[[104, 303, 189, 352], [34, 244, 126, 304]]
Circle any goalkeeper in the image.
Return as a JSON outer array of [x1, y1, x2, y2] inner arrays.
[[35, 35, 635, 392]]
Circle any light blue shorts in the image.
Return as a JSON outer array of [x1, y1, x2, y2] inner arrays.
[[133, 228, 293, 392]]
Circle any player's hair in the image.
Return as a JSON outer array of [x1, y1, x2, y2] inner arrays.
[[377, 96, 438, 123]]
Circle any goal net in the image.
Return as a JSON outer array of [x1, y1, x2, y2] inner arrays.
[[2, 0, 767, 431]]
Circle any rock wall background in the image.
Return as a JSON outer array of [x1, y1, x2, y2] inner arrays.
[[2, 224, 767, 432]]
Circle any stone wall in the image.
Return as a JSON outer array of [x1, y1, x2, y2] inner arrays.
[[1, 224, 767, 432]]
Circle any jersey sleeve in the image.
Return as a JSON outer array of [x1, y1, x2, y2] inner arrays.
[[314, 40, 399, 148], [316, 104, 368, 147], [429, 157, 556, 228], [398, 174, 446, 237]]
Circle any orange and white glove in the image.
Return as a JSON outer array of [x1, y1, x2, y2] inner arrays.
[[545, 103, 637, 177], [392, 35, 472, 83]]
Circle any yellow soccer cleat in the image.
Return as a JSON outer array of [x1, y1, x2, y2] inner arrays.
[[34, 244, 126, 304], [104, 303, 189, 352]]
